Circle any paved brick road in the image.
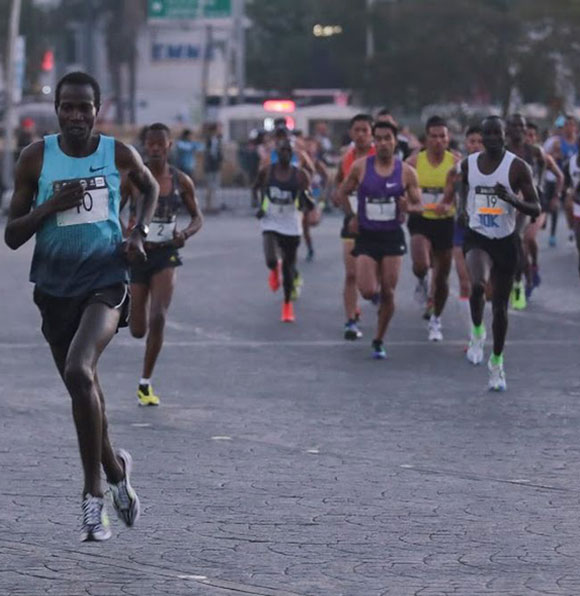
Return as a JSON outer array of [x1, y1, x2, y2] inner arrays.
[[1, 212, 580, 595]]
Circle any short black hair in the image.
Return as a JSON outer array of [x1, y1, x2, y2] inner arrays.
[[465, 124, 482, 137], [349, 113, 373, 129], [376, 108, 391, 117], [526, 121, 538, 132], [508, 112, 526, 125], [482, 115, 504, 126], [425, 115, 447, 132], [55, 71, 101, 110], [373, 120, 398, 137], [147, 122, 171, 137]]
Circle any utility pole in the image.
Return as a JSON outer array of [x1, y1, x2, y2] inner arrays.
[[2, 0, 22, 202], [197, 0, 209, 124], [366, 0, 375, 62], [234, 0, 246, 104], [85, 0, 95, 74]]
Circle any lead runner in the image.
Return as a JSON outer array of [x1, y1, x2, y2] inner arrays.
[[4, 72, 159, 541]]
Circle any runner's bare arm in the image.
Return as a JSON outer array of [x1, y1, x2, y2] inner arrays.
[[332, 160, 345, 207], [119, 176, 137, 237], [5, 142, 83, 250], [115, 141, 158, 229], [545, 153, 564, 200], [336, 159, 363, 216], [252, 166, 268, 209], [297, 169, 315, 212], [299, 150, 315, 177], [175, 171, 203, 246], [440, 162, 462, 210], [315, 159, 329, 186], [402, 163, 423, 214], [497, 158, 540, 218]]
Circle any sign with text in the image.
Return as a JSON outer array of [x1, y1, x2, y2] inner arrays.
[[148, 0, 231, 20]]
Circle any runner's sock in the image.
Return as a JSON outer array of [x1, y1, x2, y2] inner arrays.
[[472, 324, 485, 338], [490, 353, 503, 366]]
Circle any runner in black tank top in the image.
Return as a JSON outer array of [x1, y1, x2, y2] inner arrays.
[[122, 123, 203, 406], [253, 138, 311, 322]]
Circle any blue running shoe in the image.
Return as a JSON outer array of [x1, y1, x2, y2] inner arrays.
[[372, 340, 387, 360]]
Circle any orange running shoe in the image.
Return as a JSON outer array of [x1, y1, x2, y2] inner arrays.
[[281, 301, 295, 323], [268, 261, 281, 292]]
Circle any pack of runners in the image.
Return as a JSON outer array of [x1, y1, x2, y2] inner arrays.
[[4, 70, 576, 542]]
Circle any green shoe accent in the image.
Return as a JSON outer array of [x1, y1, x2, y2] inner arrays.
[[490, 353, 503, 366], [510, 281, 527, 310], [472, 324, 485, 338]]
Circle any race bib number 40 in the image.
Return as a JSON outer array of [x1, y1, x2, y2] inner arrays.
[[149, 219, 177, 243], [365, 197, 396, 221], [474, 186, 506, 228], [55, 177, 109, 227]]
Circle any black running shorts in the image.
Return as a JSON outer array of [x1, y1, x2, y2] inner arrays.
[[130, 246, 182, 285], [351, 228, 407, 263], [33, 283, 129, 346], [463, 228, 518, 277], [407, 214, 454, 252]]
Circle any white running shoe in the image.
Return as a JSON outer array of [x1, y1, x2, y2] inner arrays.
[[414, 277, 429, 306], [488, 357, 507, 392], [428, 315, 443, 341], [108, 449, 141, 527], [80, 494, 112, 542], [466, 329, 486, 365]]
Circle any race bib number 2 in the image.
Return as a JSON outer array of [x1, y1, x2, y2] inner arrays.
[[55, 177, 109, 227], [149, 219, 177, 243]]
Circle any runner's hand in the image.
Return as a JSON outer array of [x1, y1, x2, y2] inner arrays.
[[494, 183, 513, 205], [255, 208, 265, 219], [173, 230, 186, 248], [48, 181, 84, 213], [434, 202, 450, 216], [347, 215, 359, 236], [125, 230, 147, 263]]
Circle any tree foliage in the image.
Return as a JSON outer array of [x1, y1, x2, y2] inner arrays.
[[246, 0, 580, 114]]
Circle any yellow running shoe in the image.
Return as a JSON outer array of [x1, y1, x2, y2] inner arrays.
[[137, 384, 160, 406]]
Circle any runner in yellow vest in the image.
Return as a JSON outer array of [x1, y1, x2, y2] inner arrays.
[[406, 116, 460, 341]]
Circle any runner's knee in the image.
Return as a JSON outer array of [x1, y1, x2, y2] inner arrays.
[[149, 310, 167, 334], [64, 360, 94, 394], [130, 319, 147, 339], [412, 262, 428, 278]]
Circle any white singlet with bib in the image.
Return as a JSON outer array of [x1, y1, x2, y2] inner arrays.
[[466, 151, 517, 239], [568, 157, 580, 219]]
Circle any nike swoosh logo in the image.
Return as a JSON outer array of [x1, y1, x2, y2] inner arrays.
[[89, 166, 106, 172], [386, 183, 397, 188]]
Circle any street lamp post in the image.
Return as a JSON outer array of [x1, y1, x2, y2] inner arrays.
[[2, 0, 22, 204]]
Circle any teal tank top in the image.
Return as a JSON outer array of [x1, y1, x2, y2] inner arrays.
[[30, 134, 127, 296]]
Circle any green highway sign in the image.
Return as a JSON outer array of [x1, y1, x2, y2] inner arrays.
[[148, 0, 232, 20]]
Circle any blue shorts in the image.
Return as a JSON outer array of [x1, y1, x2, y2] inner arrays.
[[453, 220, 466, 247]]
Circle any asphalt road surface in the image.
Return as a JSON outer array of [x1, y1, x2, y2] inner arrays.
[[1, 210, 580, 596]]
